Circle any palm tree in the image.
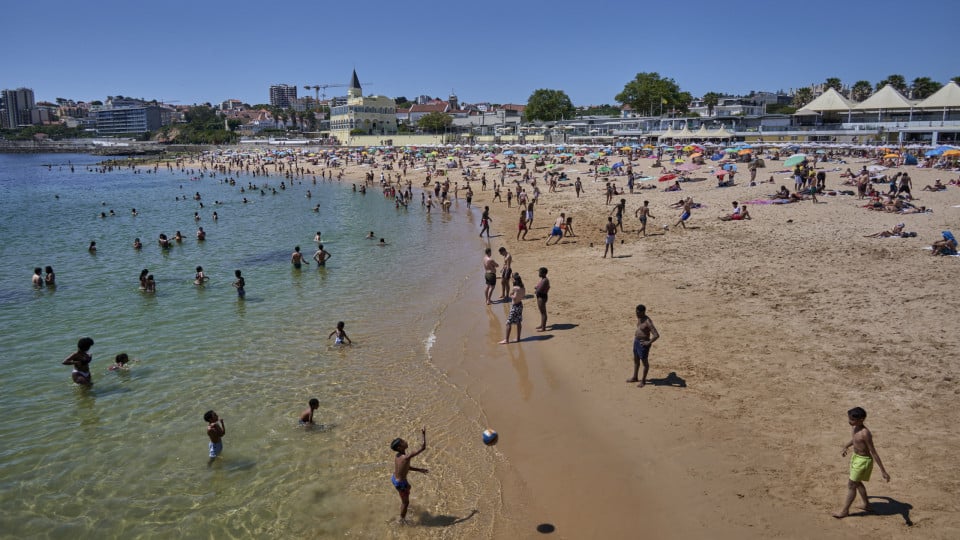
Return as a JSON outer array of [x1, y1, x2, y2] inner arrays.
[[702, 92, 721, 116], [824, 77, 843, 92], [850, 80, 873, 102], [910, 77, 941, 99], [875, 74, 908, 94], [792, 87, 814, 108]]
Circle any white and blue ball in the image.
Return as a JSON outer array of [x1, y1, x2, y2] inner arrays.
[[482, 429, 498, 446]]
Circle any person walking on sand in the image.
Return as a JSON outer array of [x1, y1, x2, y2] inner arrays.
[[479, 206, 492, 238], [534, 267, 550, 331], [498, 247, 513, 301], [626, 304, 659, 387], [603, 217, 617, 258], [635, 200, 654, 236], [499, 273, 525, 344], [390, 427, 428, 524], [674, 197, 693, 229], [482, 248, 499, 305], [610, 198, 627, 232], [833, 407, 891, 518], [546, 213, 565, 246]]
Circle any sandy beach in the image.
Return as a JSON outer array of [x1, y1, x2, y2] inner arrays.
[[180, 147, 960, 538]]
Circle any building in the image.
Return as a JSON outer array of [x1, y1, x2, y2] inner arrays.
[[2, 87, 36, 128], [329, 70, 397, 141], [269, 84, 298, 108], [92, 97, 171, 136]]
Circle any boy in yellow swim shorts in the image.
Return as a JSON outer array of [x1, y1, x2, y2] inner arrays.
[[833, 407, 891, 518]]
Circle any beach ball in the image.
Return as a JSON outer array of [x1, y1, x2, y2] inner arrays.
[[482, 429, 499, 446]]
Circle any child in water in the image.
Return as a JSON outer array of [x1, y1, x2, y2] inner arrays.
[[328, 321, 352, 345], [299, 398, 319, 425], [109, 353, 130, 371]]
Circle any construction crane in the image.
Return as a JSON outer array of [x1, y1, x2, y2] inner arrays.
[[303, 83, 348, 102]]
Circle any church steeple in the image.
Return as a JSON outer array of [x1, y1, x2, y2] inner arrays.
[[348, 69, 362, 98]]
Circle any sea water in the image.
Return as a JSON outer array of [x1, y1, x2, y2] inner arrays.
[[0, 153, 501, 538]]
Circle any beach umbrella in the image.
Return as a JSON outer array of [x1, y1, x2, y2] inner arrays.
[[690, 152, 702, 158], [883, 153, 900, 159], [737, 149, 752, 155], [658, 173, 677, 182], [784, 154, 807, 167], [673, 158, 685, 164], [621, 146, 633, 152], [506, 163, 517, 169], [598, 166, 612, 173], [612, 162, 624, 169], [943, 149, 960, 157], [724, 147, 738, 153], [723, 163, 738, 171], [503, 150, 515, 156], [866, 165, 887, 173]]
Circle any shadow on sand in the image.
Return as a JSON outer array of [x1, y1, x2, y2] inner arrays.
[[546, 323, 578, 331], [417, 508, 479, 527], [865, 496, 914, 526], [647, 371, 687, 388]]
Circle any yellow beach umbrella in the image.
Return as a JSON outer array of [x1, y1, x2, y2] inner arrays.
[[690, 152, 702, 158], [883, 153, 900, 159], [621, 146, 633, 152], [943, 149, 960, 157], [738, 149, 752, 155]]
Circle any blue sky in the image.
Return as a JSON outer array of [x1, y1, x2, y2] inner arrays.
[[5, 0, 957, 107]]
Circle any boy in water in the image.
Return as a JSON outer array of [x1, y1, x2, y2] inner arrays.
[[62, 337, 95, 386], [328, 321, 352, 345], [233, 270, 245, 299], [108, 353, 130, 371], [204, 410, 226, 465], [390, 427, 428, 523], [300, 398, 319, 425], [833, 407, 891, 518]]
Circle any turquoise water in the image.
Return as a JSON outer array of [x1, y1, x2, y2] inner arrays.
[[0, 153, 501, 538]]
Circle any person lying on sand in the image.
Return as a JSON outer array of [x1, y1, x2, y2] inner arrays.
[[921, 179, 946, 191], [864, 223, 905, 238]]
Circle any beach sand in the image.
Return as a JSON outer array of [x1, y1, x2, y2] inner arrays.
[[183, 150, 960, 538]]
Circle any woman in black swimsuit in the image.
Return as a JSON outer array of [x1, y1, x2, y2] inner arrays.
[[535, 267, 550, 332]]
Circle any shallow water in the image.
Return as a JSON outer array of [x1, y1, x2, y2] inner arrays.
[[0, 153, 501, 538]]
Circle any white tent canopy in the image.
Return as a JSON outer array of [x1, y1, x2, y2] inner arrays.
[[793, 88, 856, 114], [854, 84, 915, 110], [916, 81, 960, 109]]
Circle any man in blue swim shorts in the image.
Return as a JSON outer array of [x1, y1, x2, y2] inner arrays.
[[390, 428, 428, 523], [627, 304, 660, 388]]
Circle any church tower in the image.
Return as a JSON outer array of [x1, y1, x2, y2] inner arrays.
[[348, 69, 363, 98], [448, 90, 459, 111]]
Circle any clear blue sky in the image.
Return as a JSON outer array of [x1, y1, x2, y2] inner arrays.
[[5, 0, 957, 107]]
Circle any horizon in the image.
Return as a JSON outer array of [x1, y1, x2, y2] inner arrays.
[[3, 0, 957, 107]]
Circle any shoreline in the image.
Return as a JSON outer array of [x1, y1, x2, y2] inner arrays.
[[157, 147, 960, 538]]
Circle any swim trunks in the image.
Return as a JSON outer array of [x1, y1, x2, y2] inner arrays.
[[507, 302, 523, 324], [536, 292, 548, 302], [293, 263, 301, 269], [633, 338, 650, 361], [236, 287, 245, 298], [849, 453, 873, 482], [639, 215, 647, 223], [680, 211, 690, 221], [209, 441, 223, 458], [551, 226, 562, 236], [485, 272, 496, 286], [501, 268, 512, 281], [391, 475, 411, 493], [605, 234, 615, 245]]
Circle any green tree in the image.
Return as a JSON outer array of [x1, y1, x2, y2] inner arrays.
[[953, 76, 960, 84], [579, 104, 620, 116], [910, 77, 941, 99], [417, 111, 452, 133], [792, 87, 814, 108], [524, 89, 576, 122], [824, 77, 843, 92], [850, 80, 873, 102], [615, 72, 691, 116], [875, 74, 908, 94], [702, 92, 722, 116]]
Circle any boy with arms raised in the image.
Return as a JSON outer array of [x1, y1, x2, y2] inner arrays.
[[390, 427, 428, 523]]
